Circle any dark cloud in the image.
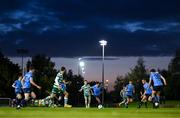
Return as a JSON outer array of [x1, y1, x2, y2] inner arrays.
[[0, 0, 28, 13], [0, 0, 180, 57], [41, 0, 180, 21]]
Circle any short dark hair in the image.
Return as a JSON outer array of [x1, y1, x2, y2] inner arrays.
[[129, 80, 133, 82], [29, 66, 35, 70], [18, 72, 22, 77], [150, 69, 156, 72], [61, 66, 66, 71], [96, 81, 99, 84]]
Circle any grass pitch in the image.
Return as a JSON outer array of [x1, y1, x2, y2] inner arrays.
[[0, 107, 180, 118]]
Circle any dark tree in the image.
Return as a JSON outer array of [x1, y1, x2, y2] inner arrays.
[[0, 52, 21, 98], [127, 57, 147, 82], [168, 49, 180, 99], [66, 74, 84, 106]]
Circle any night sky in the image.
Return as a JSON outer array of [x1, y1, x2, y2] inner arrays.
[[0, 0, 180, 57]]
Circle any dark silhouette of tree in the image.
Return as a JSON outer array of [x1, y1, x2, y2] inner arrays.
[[66, 74, 84, 106], [0, 52, 21, 98], [127, 57, 147, 82], [168, 49, 180, 99], [158, 69, 172, 99]]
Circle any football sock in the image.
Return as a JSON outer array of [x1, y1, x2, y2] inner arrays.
[[64, 97, 68, 105]]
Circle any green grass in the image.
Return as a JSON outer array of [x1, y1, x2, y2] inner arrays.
[[0, 101, 180, 118], [0, 107, 180, 118]]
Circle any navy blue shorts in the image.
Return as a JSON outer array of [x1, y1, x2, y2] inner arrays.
[[153, 86, 163, 92], [145, 94, 151, 98], [127, 95, 133, 98], [15, 91, 22, 95], [23, 88, 31, 93], [94, 95, 101, 98]]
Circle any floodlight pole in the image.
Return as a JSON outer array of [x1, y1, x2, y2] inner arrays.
[[99, 40, 107, 106], [102, 44, 105, 106]]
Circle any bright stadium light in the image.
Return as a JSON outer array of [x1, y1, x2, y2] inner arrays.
[[78, 58, 85, 76], [99, 40, 107, 46], [79, 61, 85, 67]]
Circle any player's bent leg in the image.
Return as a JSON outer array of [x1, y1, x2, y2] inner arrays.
[[84, 96, 88, 108], [49, 93, 56, 107], [148, 96, 152, 102], [31, 92, 36, 99], [63, 91, 72, 108], [152, 91, 156, 103], [21, 93, 30, 107], [16, 94, 22, 100], [130, 98, 133, 103], [125, 97, 131, 108], [95, 96, 101, 105], [24, 93, 30, 101], [30, 91, 36, 105], [88, 96, 91, 108], [16, 94, 22, 109], [139, 95, 146, 108], [156, 91, 161, 103]]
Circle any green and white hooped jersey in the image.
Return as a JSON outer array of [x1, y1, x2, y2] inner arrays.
[[53, 72, 63, 88], [81, 84, 91, 96]]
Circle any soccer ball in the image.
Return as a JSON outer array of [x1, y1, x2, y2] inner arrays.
[[98, 105, 103, 109], [154, 102, 159, 107]]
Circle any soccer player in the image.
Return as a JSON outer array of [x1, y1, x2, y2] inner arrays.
[[119, 85, 127, 107], [21, 67, 41, 107], [50, 66, 72, 108], [138, 79, 152, 108], [125, 80, 135, 108], [12, 73, 23, 109], [148, 69, 167, 108], [79, 80, 91, 108], [92, 82, 102, 107]]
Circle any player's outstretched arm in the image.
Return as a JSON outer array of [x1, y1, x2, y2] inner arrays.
[[21, 77, 25, 87], [90, 90, 94, 95], [148, 78, 152, 88], [30, 79, 41, 89], [161, 75, 167, 86], [79, 86, 83, 92], [12, 83, 16, 88]]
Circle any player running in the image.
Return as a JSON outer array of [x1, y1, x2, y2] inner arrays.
[[125, 80, 135, 108], [79, 80, 91, 108], [119, 85, 127, 107], [92, 82, 102, 108], [138, 79, 152, 108], [50, 66, 72, 108], [12, 73, 23, 109], [21, 67, 41, 107], [149, 69, 167, 108]]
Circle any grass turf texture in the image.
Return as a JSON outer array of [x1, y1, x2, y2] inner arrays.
[[0, 107, 180, 118], [0, 101, 180, 118]]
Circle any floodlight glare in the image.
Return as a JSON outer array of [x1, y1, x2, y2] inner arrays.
[[79, 61, 85, 67], [99, 40, 107, 46]]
